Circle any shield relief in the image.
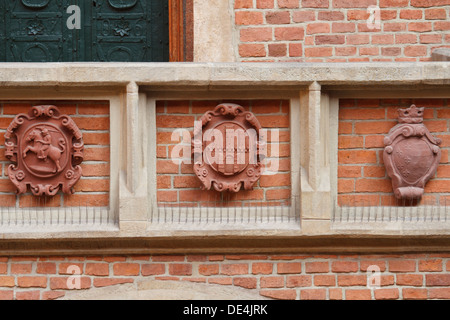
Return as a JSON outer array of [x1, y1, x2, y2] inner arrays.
[[4, 105, 84, 196]]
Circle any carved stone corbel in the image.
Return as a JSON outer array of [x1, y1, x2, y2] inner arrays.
[[4, 105, 84, 196], [383, 104, 441, 200]]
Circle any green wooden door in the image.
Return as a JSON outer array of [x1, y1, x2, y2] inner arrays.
[[0, 0, 169, 62]]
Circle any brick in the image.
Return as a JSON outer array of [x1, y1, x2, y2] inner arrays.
[[363, 166, 386, 178], [338, 275, 367, 286], [354, 121, 396, 134], [347, 10, 369, 20], [396, 34, 418, 44], [277, 262, 301, 274], [0, 290, 13, 300], [435, 21, 450, 31], [42, 291, 66, 300], [426, 274, 450, 286], [330, 288, 343, 300], [314, 275, 336, 286], [332, 22, 356, 33], [359, 47, 380, 56], [259, 174, 290, 187], [235, 11, 264, 25], [372, 34, 394, 45], [360, 260, 386, 272], [380, 0, 409, 6], [85, 263, 109, 276], [400, 9, 422, 20], [257, 0, 274, 8], [157, 190, 177, 202], [11, 264, 32, 274], [83, 147, 110, 162], [429, 288, 450, 299], [140, 264, 165, 276], [411, 0, 450, 7], [268, 43, 287, 57], [73, 117, 109, 130], [78, 103, 109, 115], [286, 275, 312, 287], [404, 45, 428, 57], [338, 179, 354, 193], [419, 259, 443, 272], [0, 264, 6, 274], [58, 263, 83, 275], [266, 11, 291, 24], [384, 22, 407, 32], [300, 289, 326, 300], [260, 276, 284, 288], [339, 108, 385, 120], [50, 277, 91, 290], [332, 261, 358, 273], [235, 0, 253, 8], [156, 115, 195, 128], [221, 263, 248, 275], [375, 288, 399, 300], [17, 276, 47, 288], [234, 277, 257, 289], [389, 260, 416, 272], [408, 22, 432, 33], [305, 261, 329, 273], [169, 264, 192, 276], [306, 23, 330, 34], [240, 27, 272, 42], [338, 150, 377, 164], [315, 35, 345, 45], [365, 135, 385, 148], [347, 34, 370, 45], [333, 0, 377, 7], [16, 291, 40, 300], [425, 8, 447, 20], [239, 44, 266, 57], [252, 263, 273, 275], [0, 276, 15, 287], [93, 278, 134, 288], [420, 34, 442, 44], [335, 47, 357, 56], [318, 11, 344, 21], [396, 274, 423, 286], [305, 47, 333, 57], [425, 180, 450, 193], [338, 166, 361, 178], [345, 289, 372, 300], [113, 263, 140, 276], [274, 27, 305, 41], [292, 11, 316, 22], [265, 189, 291, 201], [260, 289, 296, 300], [403, 288, 428, 300]]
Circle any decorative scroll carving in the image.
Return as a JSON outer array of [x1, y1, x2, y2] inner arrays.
[[193, 103, 264, 192], [4, 105, 84, 196], [383, 104, 441, 200]]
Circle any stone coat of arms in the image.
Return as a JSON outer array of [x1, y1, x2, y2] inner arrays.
[[4, 105, 84, 196]]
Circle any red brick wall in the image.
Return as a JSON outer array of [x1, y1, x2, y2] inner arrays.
[[156, 100, 291, 207], [0, 101, 110, 208], [235, 0, 450, 62], [0, 253, 449, 300], [338, 98, 450, 206]]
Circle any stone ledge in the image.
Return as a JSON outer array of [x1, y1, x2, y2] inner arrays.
[[0, 62, 449, 87]]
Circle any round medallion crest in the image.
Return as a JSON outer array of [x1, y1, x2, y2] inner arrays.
[[192, 103, 264, 192], [4, 105, 84, 196]]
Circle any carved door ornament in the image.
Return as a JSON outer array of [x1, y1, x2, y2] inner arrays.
[[4, 105, 84, 196], [383, 104, 441, 200], [193, 103, 265, 192]]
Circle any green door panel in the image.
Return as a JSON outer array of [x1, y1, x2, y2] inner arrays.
[[0, 0, 169, 62]]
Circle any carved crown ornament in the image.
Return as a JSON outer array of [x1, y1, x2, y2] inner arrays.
[[192, 103, 265, 192], [383, 104, 441, 200], [4, 105, 84, 196]]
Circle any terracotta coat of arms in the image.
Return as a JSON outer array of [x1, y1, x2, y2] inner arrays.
[[4, 105, 84, 196]]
